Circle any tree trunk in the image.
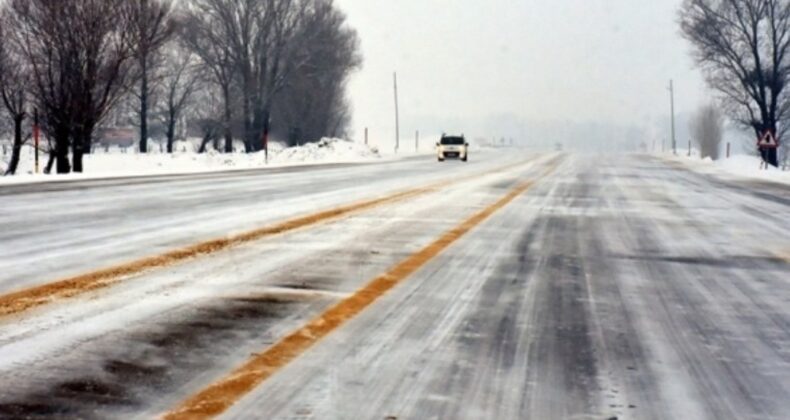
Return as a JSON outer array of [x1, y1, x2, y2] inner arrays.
[[223, 85, 233, 153], [139, 59, 149, 154], [243, 94, 254, 153], [4, 115, 24, 176], [55, 129, 71, 174], [72, 128, 93, 173], [72, 147, 84, 173], [766, 148, 779, 167], [45, 152, 55, 174], [251, 94, 269, 153], [72, 135, 85, 173], [166, 113, 176, 154], [262, 108, 270, 154], [198, 133, 211, 154]]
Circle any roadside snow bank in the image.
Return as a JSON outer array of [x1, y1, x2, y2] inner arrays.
[[0, 138, 380, 185], [665, 152, 790, 185], [270, 138, 380, 164]]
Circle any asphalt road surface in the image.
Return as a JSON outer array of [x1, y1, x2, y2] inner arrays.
[[0, 152, 788, 420]]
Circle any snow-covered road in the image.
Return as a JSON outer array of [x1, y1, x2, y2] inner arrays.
[[0, 152, 789, 419]]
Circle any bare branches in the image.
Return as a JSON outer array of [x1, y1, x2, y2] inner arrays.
[[128, 0, 176, 153], [0, 12, 30, 175], [1, 0, 361, 173], [271, 0, 360, 144], [691, 104, 725, 159], [7, 0, 138, 173], [681, 0, 790, 166], [156, 45, 202, 152]]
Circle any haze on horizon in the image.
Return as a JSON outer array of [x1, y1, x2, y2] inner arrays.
[[335, 0, 718, 151]]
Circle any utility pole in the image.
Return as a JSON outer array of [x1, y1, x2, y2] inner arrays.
[[669, 79, 677, 155], [34, 109, 40, 174], [393, 72, 400, 154]]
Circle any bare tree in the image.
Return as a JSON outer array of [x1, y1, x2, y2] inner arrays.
[[181, 1, 240, 153], [251, 0, 309, 153], [191, 85, 225, 153], [129, 0, 176, 154], [156, 44, 201, 153], [8, 0, 137, 173], [0, 12, 29, 175], [680, 0, 790, 167], [691, 104, 724, 160], [271, 0, 361, 145], [7, 0, 74, 173], [187, 0, 309, 153]]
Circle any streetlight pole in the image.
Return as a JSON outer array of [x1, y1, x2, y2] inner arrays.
[[393, 72, 400, 154], [669, 79, 677, 155]]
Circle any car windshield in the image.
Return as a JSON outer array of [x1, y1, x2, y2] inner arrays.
[[441, 137, 465, 145]]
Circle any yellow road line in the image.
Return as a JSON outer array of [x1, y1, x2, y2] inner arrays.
[[0, 158, 541, 319], [162, 160, 561, 420]]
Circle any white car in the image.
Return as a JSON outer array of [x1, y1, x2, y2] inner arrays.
[[437, 135, 469, 162]]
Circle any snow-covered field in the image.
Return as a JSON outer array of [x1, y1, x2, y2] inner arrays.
[[0, 138, 389, 185], [661, 150, 790, 185]]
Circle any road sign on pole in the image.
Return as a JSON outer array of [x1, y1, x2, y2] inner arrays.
[[757, 130, 779, 149], [757, 130, 779, 169]]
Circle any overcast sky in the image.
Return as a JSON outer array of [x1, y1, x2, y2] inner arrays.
[[334, 0, 712, 150]]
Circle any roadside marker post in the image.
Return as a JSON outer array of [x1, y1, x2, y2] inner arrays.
[[688, 139, 692, 157], [364, 127, 368, 146], [262, 127, 269, 164], [415, 130, 419, 153], [34, 109, 40, 174], [726, 142, 731, 159]]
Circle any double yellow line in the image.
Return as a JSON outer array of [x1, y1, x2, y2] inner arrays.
[[0, 158, 543, 319], [163, 160, 562, 419]]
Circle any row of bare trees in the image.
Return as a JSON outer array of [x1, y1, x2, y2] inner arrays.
[[0, 0, 360, 174], [680, 0, 790, 167]]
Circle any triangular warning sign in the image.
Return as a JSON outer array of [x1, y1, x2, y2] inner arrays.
[[758, 131, 779, 148]]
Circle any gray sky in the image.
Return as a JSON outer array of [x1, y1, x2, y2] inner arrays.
[[335, 0, 711, 150]]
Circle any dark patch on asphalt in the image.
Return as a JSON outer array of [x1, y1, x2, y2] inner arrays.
[[413, 214, 548, 418], [416, 211, 605, 418], [0, 402, 59, 418], [533, 216, 600, 401], [0, 295, 314, 419], [612, 253, 788, 269]]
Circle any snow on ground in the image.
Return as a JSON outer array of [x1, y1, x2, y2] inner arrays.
[[0, 138, 385, 185], [661, 150, 790, 185]]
